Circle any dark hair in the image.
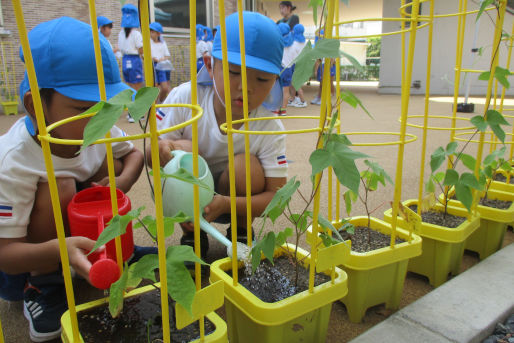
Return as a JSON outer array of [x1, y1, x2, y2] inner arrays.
[[124, 27, 132, 38], [39, 88, 55, 107], [102, 23, 113, 29], [279, 1, 296, 10]]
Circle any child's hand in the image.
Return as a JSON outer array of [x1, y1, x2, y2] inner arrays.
[[91, 175, 131, 194], [158, 139, 177, 167], [65, 236, 102, 282], [203, 195, 230, 222]]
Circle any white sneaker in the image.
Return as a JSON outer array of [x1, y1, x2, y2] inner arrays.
[[310, 97, 321, 105], [293, 98, 307, 108], [127, 114, 135, 123]]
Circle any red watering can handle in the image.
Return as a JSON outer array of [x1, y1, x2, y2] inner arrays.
[[89, 212, 120, 290]]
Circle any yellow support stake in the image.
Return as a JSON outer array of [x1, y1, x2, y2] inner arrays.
[[139, 2, 171, 342], [390, 0, 420, 248], [11, 1, 81, 342], [335, 0, 341, 222], [416, 0, 435, 215]]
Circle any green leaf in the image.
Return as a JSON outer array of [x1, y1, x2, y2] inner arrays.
[[290, 213, 309, 232], [445, 141, 458, 155], [494, 66, 512, 89], [291, 41, 316, 90], [460, 153, 477, 171], [126, 262, 144, 289], [471, 115, 488, 131], [261, 232, 276, 263], [484, 165, 494, 178], [317, 214, 344, 241], [166, 245, 206, 265], [434, 171, 446, 183], [88, 206, 145, 256], [501, 161, 512, 171], [490, 124, 506, 143], [160, 167, 212, 191], [107, 89, 133, 105], [477, 0, 495, 22], [262, 177, 300, 223], [339, 49, 364, 72], [126, 87, 159, 121], [430, 147, 446, 172], [250, 243, 262, 272], [320, 233, 341, 247], [364, 159, 393, 185], [486, 109, 510, 126], [310, 39, 341, 59], [455, 182, 473, 212], [460, 172, 481, 190], [109, 267, 128, 318], [478, 71, 491, 81], [275, 227, 293, 246], [129, 254, 159, 283], [426, 178, 435, 193], [135, 213, 190, 239], [343, 190, 354, 215], [79, 102, 124, 153], [340, 90, 373, 119], [327, 133, 353, 146], [443, 169, 459, 186], [81, 101, 105, 115]]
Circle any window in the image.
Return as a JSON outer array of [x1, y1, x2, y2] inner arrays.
[[151, 0, 212, 34], [0, 2, 10, 36]]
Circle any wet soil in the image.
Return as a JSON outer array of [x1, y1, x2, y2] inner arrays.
[[479, 197, 512, 210], [78, 288, 215, 343], [493, 173, 514, 184], [409, 204, 466, 228], [236, 255, 331, 303], [339, 226, 405, 253]]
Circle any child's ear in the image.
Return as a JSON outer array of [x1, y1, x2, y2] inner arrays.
[[204, 55, 214, 78], [23, 91, 36, 117]]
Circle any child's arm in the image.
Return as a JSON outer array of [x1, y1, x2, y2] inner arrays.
[[0, 236, 99, 280], [146, 139, 193, 167], [92, 147, 144, 193], [203, 176, 286, 222]]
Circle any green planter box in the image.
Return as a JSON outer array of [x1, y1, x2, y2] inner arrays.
[[209, 244, 348, 343], [384, 199, 479, 287]]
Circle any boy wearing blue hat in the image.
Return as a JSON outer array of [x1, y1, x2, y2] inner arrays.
[[288, 23, 308, 108], [118, 4, 144, 123], [150, 12, 287, 256], [97, 15, 119, 55], [196, 24, 209, 72], [277, 22, 294, 116], [0, 17, 145, 342], [149, 22, 172, 103]]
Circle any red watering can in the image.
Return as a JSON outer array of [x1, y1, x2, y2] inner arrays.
[[67, 186, 134, 289]]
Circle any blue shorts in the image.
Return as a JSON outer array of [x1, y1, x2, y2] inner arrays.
[[122, 55, 144, 84], [316, 64, 336, 82], [0, 271, 28, 301], [280, 66, 294, 87], [154, 62, 171, 84]]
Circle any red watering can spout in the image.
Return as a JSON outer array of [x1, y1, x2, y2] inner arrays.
[[67, 186, 134, 289]]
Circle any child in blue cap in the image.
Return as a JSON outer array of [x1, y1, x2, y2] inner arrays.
[[277, 22, 294, 116], [196, 24, 209, 72], [312, 29, 336, 105], [0, 17, 146, 342], [203, 26, 214, 56], [150, 12, 287, 257], [149, 22, 172, 103], [97, 15, 118, 55], [118, 3, 144, 122]]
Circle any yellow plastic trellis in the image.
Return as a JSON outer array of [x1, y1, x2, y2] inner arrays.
[[0, 41, 18, 103], [403, 115, 475, 131]]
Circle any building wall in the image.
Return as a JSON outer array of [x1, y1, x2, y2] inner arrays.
[[379, 0, 514, 95], [0, 0, 237, 104]]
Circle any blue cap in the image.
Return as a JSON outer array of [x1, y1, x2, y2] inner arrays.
[[196, 24, 204, 41], [203, 27, 213, 42], [19, 17, 131, 103], [278, 22, 293, 47], [293, 24, 305, 43], [149, 22, 163, 33], [121, 4, 139, 28], [212, 12, 284, 75], [97, 16, 113, 28]]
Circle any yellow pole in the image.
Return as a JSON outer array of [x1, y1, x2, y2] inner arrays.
[[236, 1, 253, 250], [216, 1, 239, 286], [416, 0, 434, 216], [11, 1, 80, 342], [474, 1, 507, 199], [139, 2, 171, 342], [0, 317, 3, 343], [88, 0, 124, 278], [309, 0, 335, 293], [504, 22, 514, 169], [188, 0, 205, 339], [400, 0, 406, 91], [489, 80, 499, 154], [390, 0, 420, 248], [335, 0, 341, 222]]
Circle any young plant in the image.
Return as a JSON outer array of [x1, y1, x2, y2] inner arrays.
[[343, 159, 393, 243], [479, 146, 512, 203]]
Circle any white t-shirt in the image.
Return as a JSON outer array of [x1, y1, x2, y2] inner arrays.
[[205, 41, 213, 56], [0, 118, 134, 238], [151, 39, 171, 61], [118, 29, 143, 55], [196, 40, 209, 59], [291, 41, 306, 60], [282, 45, 296, 68], [157, 82, 287, 178]]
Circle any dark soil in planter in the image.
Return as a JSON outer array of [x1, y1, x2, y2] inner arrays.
[[409, 204, 466, 228], [479, 197, 512, 210], [78, 288, 215, 343], [483, 313, 514, 343], [339, 226, 405, 253], [493, 173, 514, 184], [236, 255, 331, 303]]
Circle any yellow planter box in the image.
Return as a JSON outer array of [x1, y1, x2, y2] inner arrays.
[[61, 283, 228, 343], [383, 199, 479, 287], [443, 188, 514, 260], [209, 244, 348, 343], [489, 170, 514, 194], [308, 217, 421, 323], [1, 101, 18, 115]]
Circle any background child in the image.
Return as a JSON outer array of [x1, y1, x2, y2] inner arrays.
[[288, 23, 307, 108], [276, 22, 294, 116], [0, 17, 145, 342], [312, 29, 336, 105], [203, 26, 214, 56], [97, 15, 118, 54], [150, 12, 287, 257], [196, 24, 209, 72], [118, 4, 144, 122], [149, 21, 172, 103]]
